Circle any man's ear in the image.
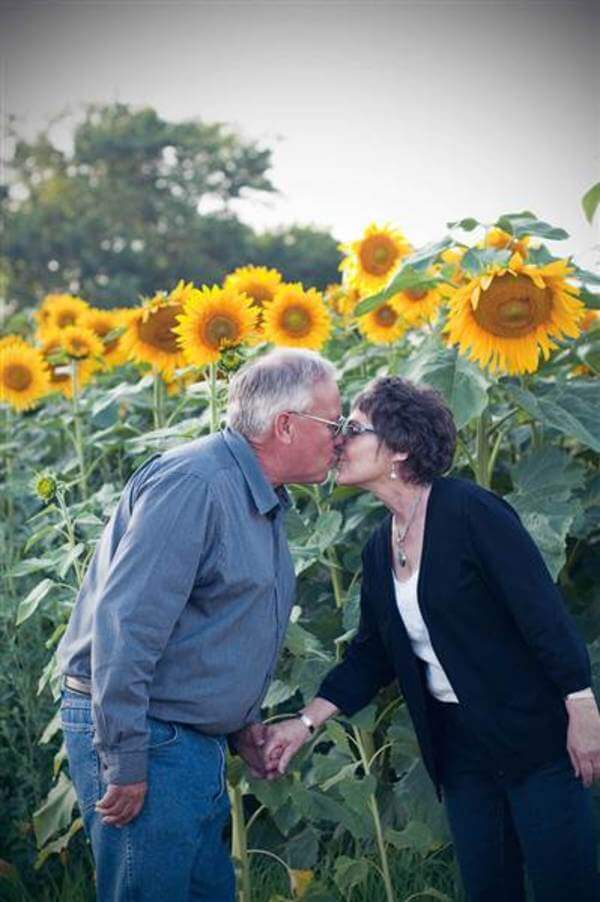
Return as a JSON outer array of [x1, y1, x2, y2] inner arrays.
[[273, 411, 294, 445]]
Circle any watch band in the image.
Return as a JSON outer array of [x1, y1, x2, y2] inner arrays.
[[299, 712, 316, 734]]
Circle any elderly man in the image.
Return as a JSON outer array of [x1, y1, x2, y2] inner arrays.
[[57, 348, 343, 901]]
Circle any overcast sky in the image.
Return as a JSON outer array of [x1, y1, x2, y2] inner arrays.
[[1, 0, 598, 262]]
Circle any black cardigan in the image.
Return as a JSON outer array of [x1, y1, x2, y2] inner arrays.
[[318, 476, 591, 793]]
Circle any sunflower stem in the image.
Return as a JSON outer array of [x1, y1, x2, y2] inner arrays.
[[352, 725, 395, 902], [311, 486, 344, 607], [70, 361, 88, 500], [152, 369, 166, 429], [3, 407, 16, 600], [56, 488, 85, 586], [229, 782, 251, 902], [474, 410, 491, 489], [208, 363, 220, 432]]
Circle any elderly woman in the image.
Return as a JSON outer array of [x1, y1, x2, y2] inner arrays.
[[266, 376, 600, 902]]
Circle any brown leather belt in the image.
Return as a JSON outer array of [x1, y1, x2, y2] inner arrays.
[[64, 675, 92, 695]]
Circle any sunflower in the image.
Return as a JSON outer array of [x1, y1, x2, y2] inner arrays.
[[60, 325, 104, 361], [162, 370, 199, 396], [262, 284, 331, 350], [580, 309, 600, 333], [356, 302, 407, 345], [38, 330, 96, 397], [445, 253, 584, 375], [438, 246, 468, 292], [324, 283, 362, 324], [121, 289, 188, 377], [224, 266, 282, 308], [37, 294, 89, 336], [175, 285, 259, 366], [0, 343, 50, 412], [0, 334, 28, 351], [483, 227, 531, 257], [390, 281, 444, 327], [80, 307, 128, 367], [339, 223, 413, 294]]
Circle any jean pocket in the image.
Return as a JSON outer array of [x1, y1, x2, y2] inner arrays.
[[62, 721, 101, 812], [60, 695, 94, 733], [148, 717, 180, 750]]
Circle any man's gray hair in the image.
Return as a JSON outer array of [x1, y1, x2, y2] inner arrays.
[[227, 349, 337, 438]]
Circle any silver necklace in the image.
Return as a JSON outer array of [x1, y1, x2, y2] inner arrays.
[[393, 490, 423, 568]]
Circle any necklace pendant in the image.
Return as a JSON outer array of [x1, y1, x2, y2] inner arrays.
[[397, 547, 407, 568]]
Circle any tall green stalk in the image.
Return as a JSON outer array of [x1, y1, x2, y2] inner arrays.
[[352, 725, 395, 902], [152, 369, 166, 429], [229, 782, 251, 902], [3, 407, 16, 600], [70, 361, 88, 500], [310, 486, 344, 608], [208, 363, 220, 433], [474, 410, 491, 489]]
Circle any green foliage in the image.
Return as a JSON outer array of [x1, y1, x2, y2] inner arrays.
[[582, 183, 600, 224], [1, 104, 341, 307]]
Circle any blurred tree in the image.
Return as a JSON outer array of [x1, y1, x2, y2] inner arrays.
[[253, 225, 342, 289], [1, 104, 341, 309]]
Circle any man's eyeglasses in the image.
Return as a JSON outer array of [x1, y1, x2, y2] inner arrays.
[[290, 412, 376, 439]]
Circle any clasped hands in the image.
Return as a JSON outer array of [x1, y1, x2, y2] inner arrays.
[[231, 718, 311, 780]]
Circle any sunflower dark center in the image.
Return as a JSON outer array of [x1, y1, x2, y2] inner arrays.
[[360, 236, 398, 276], [4, 363, 33, 391], [404, 288, 428, 302], [204, 315, 238, 349], [57, 312, 78, 327], [473, 274, 553, 338], [281, 306, 312, 336], [69, 338, 90, 358], [375, 305, 397, 327], [138, 306, 181, 353]]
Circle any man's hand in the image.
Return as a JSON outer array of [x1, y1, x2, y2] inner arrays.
[[230, 723, 280, 779], [95, 781, 147, 827], [566, 697, 600, 788], [264, 718, 311, 776]]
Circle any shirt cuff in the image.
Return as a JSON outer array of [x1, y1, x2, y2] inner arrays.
[[565, 687, 594, 701], [98, 749, 148, 785]]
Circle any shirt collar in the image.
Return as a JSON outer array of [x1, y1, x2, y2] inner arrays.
[[221, 428, 291, 516]]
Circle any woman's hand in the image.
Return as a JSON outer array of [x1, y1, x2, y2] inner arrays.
[[566, 697, 600, 787], [264, 718, 312, 776]]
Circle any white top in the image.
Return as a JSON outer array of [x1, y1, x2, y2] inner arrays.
[[392, 568, 458, 704]]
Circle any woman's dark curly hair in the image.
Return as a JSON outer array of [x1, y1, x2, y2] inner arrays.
[[353, 376, 456, 485]]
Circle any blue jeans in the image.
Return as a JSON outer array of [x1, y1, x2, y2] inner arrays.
[[437, 702, 599, 901], [60, 689, 235, 901]]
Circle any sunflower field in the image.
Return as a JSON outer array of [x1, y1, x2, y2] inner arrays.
[[1, 211, 599, 901]]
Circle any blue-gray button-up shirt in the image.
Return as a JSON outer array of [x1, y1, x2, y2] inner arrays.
[[57, 428, 296, 784]]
